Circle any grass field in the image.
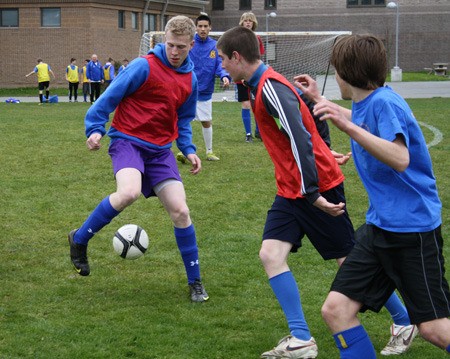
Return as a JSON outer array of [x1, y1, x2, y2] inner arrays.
[[0, 99, 448, 358]]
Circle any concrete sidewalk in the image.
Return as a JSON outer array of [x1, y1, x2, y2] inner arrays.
[[2, 78, 449, 103], [213, 77, 450, 102]]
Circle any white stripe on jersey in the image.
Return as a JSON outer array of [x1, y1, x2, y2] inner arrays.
[[262, 79, 306, 196]]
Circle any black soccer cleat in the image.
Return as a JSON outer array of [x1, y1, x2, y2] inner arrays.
[[68, 229, 90, 276]]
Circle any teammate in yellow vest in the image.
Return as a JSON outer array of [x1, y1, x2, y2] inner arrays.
[[66, 58, 80, 102], [103, 58, 115, 89], [26, 58, 56, 105], [80, 59, 90, 102]]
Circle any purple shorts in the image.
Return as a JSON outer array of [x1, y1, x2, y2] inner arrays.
[[108, 139, 182, 198]]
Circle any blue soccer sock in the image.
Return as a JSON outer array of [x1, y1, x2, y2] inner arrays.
[[269, 271, 311, 341], [175, 224, 200, 284], [333, 325, 376, 359], [384, 291, 411, 326], [255, 121, 260, 135], [74, 196, 120, 245], [242, 109, 252, 135], [446, 344, 450, 353]]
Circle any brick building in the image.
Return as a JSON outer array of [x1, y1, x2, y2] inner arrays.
[[0, 0, 449, 88], [210, 0, 450, 75], [0, 0, 208, 88]]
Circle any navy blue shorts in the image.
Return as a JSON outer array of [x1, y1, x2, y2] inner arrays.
[[108, 139, 182, 198], [331, 224, 450, 324], [262, 183, 355, 260], [236, 83, 249, 102]]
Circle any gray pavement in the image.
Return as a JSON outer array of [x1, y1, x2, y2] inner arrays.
[[2, 77, 450, 103]]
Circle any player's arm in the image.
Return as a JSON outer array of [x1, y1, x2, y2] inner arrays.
[[176, 75, 201, 174], [25, 68, 36, 77], [84, 58, 149, 143]]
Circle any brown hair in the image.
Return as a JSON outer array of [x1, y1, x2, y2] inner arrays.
[[331, 34, 387, 90], [217, 26, 260, 63]]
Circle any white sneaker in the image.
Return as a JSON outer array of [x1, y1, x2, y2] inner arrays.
[[261, 335, 318, 359], [380, 324, 418, 355]]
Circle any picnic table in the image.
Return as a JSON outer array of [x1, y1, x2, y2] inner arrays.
[[433, 62, 448, 76]]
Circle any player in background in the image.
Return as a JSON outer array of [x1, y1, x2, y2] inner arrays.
[[118, 59, 129, 74], [103, 58, 115, 89], [66, 58, 80, 102], [237, 12, 265, 142], [217, 27, 416, 359], [86, 54, 104, 103], [177, 13, 230, 163], [80, 59, 90, 102], [67, 15, 209, 303], [25, 58, 56, 105], [296, 34, 450, 358]]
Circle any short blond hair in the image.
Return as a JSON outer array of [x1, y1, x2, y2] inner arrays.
[[239, 12, 258, 31], [165, 15, 196, 40]]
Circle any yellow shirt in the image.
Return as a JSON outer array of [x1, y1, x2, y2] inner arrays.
[[36, 63, 50, 82]]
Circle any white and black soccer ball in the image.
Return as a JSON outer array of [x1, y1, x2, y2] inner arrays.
[[113, 224, 149, 260]]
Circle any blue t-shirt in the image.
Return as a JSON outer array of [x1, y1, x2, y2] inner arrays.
[[351, 86, 441, 232]]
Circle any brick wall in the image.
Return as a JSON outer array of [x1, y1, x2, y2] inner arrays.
[[209, 0, 450, 72], [0, 1, 203, 88]]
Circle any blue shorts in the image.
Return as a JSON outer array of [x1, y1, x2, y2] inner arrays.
[[108, 139, 182, 198], [262, 183, 355, 260]]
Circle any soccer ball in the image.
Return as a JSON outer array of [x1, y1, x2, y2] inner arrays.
[[113, 224, 149, 260]]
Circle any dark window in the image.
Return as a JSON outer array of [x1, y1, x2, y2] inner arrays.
[[265, 0, 277, 10], [118, 10, 125, 29], [347, 0, 385, 6], [41, 8, 60, 27], [239, 0, 252, 11], [212, 0, 224, 10], [0, 8, 18, 27]]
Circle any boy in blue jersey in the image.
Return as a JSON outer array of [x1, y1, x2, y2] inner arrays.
[[177, 13, 230, 162], [67, 16, 209, 303], [217, 27, 416, 359], [86, 54, 104, 103], [297, 34, 450, 357], [25, 58, 56, 104]]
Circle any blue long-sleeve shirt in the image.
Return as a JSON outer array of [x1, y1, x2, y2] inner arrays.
[[189, 34, 230, 101]]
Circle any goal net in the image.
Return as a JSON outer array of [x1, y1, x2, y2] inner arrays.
[[139, 31, 351, 94]]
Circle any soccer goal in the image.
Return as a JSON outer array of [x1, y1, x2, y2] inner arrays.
[[139, 31, 351, 94]]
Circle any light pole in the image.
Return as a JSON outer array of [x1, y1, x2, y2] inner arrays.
[[387, 1, 401, 81], [265, 12, 277, 66]]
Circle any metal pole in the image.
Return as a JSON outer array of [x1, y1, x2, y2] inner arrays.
[[394, 3, 399, 68]]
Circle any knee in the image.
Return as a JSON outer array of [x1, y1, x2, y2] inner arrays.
[[169, 204, 190, 225], [418, 319, 450, 348], [116, 189, 140, 208], [321, 297, 340, 325]]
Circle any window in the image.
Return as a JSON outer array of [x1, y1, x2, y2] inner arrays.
[[132, 12, 138, 30], [41, 8, 60, 27], [118, 10, 125, 29], [212, 0, 224, 10], [265, 0, 277, 10], [347, 0, 385, 6], [0, 8, 18, 27], [239, 0, 251, 10], [144, 14, 156, 32]]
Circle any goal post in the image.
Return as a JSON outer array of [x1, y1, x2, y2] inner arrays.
[[139, 31, 351, 94]]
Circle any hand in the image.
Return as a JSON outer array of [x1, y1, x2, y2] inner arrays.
[[222, 77, 230, 89], [86, 133, 102, 151], [293, 74, 321, 103], [331, 150, 352, 166], [186, 154, 202, 175], [312, 195, 345, 217], [313, 99, 352, 133]]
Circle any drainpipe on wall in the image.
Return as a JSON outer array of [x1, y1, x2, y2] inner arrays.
[[142, 0, 151, 35]]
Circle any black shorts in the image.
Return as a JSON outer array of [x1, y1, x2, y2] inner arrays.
[[331, 224, 450, 324], [262, 183, 355, 260], [236, 83, 249, 102], [38, 81, 50, 91]]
